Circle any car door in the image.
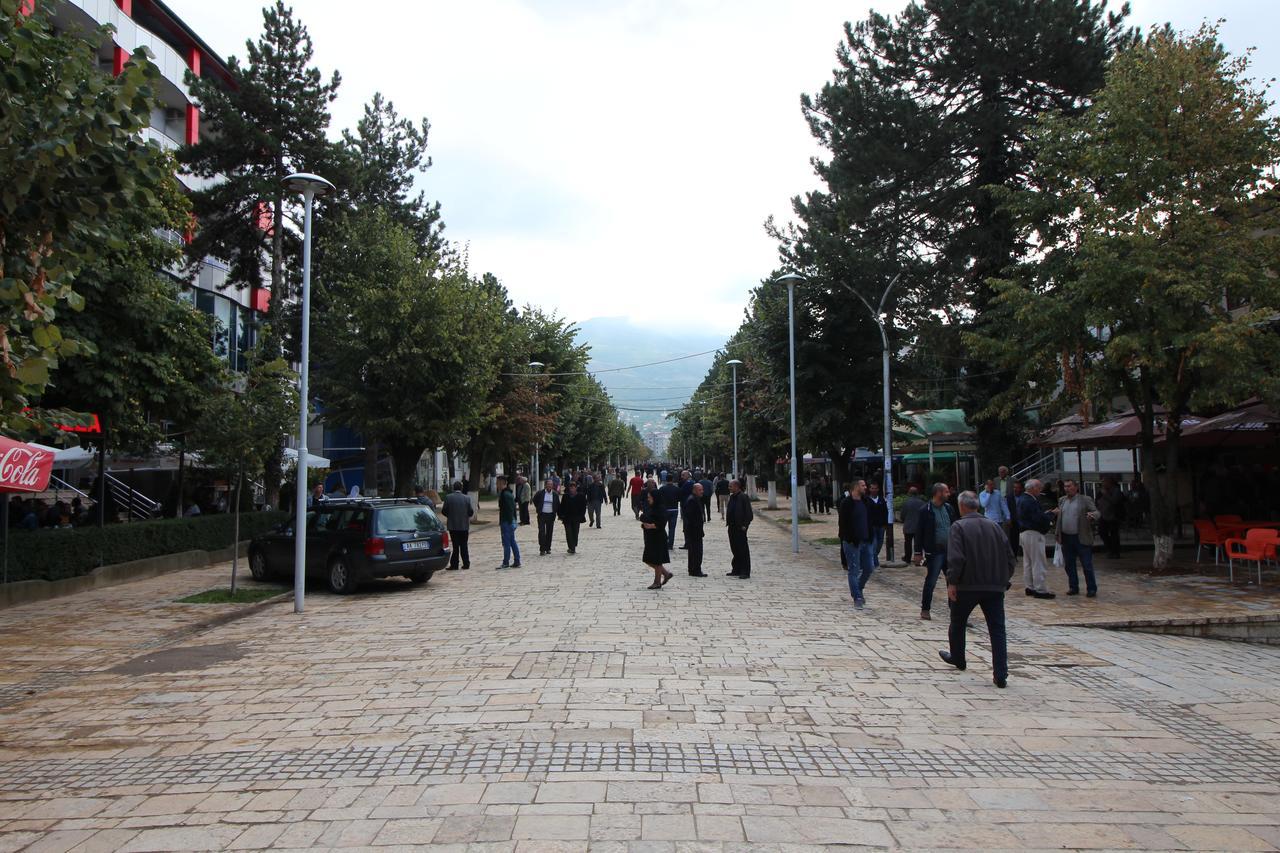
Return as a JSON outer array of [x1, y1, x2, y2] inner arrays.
[[304, 508, 335, 577]]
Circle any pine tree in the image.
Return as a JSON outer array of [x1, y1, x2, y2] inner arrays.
[[180, 0, 340, 336]]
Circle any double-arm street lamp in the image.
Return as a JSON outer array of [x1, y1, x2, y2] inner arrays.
[[773, 272, 805, 554], [840, 273, 902, 564], [282, 172, 334, 615], [725, 358, 743, 480]]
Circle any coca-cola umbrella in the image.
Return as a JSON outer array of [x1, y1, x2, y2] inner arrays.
[[1, 435, 55, 585]]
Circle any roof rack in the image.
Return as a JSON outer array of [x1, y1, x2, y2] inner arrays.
[[322, 496, 424, 505]]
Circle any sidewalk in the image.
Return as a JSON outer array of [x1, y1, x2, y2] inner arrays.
[[756, 496, 1280, 629]]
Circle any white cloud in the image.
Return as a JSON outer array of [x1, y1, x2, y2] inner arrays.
[[173, 0, 1280, 337]]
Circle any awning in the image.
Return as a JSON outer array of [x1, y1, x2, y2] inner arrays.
[[0, 435, 55, 493], [1043, 411, 1206, 449], [902, 451, 970, 463], [29, 442, 96, 469], [1181, 400, 1280, 447], [283, 447, 331, 468]]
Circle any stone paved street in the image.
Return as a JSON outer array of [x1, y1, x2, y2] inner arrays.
[[3, 508, 1280, 851]]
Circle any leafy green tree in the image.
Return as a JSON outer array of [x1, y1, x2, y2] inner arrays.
[[0, 0, 178, 432], [778, 0, 1133, 465], [38, 158, 223, 452], [976, 25, 1280, 566], [188, 355, 297, 590], [311, 207, 503, 496]]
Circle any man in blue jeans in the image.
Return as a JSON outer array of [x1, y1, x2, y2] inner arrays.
[[865, 482, 889, 567], [1054, 479, 1100, 597], [838, 479, 874, 609], [495, 476, 521, 569], [913, 483, 956, 620]]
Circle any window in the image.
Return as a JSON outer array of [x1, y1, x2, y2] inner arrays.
[[374, 506, 443, 535]]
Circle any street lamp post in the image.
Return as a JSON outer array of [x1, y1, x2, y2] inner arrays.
[[840, 273, 902, 564], [528, 361, 544, 481], [774, 272, 805, 554], [282, 172, 334, 615], [726, 359, 742, 480]]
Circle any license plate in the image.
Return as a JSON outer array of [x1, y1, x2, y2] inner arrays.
[[403, 540, 431, 551]]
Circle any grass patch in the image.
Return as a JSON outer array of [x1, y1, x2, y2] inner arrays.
[[816, 537, 841, 545], [479, 493, 498, 502], [788, 517, 820, 525], [178, 587, 283, 605]]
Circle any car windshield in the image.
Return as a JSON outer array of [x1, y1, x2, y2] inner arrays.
[[374, 506, 442, 535]]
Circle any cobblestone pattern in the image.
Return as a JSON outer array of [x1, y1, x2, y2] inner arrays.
[[2, 738, 1275, 791]]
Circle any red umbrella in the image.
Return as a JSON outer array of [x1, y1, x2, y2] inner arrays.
[[0, 434, 54, 493]]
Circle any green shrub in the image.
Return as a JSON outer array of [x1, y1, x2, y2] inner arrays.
[[6, 511, 288, 583]]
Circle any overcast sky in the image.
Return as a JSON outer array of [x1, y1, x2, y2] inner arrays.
[[175, 0, 1279, 337]]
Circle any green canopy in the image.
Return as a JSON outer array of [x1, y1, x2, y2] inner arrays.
[[902, 451, 967, 463]]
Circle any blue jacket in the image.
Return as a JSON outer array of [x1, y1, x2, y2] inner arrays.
[[1017, 493, 1052, 534]]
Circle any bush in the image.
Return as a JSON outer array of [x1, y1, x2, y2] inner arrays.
[[6, 511, 289, 583]]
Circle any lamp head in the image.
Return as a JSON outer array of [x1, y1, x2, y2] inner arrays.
[[773, 272, 806, 286], [281, 172, 336, 197], [725, 359, 743, 366], [528, 361, 545, 369]]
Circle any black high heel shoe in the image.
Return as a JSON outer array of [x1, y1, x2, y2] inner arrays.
[[660, 570, 673, 586], [647, 581, 662, 589]]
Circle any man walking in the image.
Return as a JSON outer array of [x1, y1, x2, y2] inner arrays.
[[900, 485, 926, 560], [442, 482, 473, 570], [608, 474, 625, 517], [628, 469, 645, 519], [699, 472, 714, 522], [913, 483, 956, 620], [684, 483, 707, 576], [715, 474, 730, 517], [937, 490, 1016, 688], [533, 478, 560, 556], [838, 479, 871, 608], [725, 477, 753, 578], [1096, 478, 1124, 558], [1017, 479, 1055, 598], [516, 475, 532, 526], [1055, 479, 1100, 597], [559, 481, 587, 554], [658, 477, 682, 550], [586, 476, 605, 529], [496, 476, 521, 569]]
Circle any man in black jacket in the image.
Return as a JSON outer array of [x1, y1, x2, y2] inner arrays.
[[837, 479, 871, 608], [532, 478, 560, 556], [866, 482, 889, 567], [938, 490, 1017, 687], [586, 477, 606, 529], [658, 479, 682, 550], [725, 477, 753, 578], [558, 481, 587, 554], [683, 484, 707, 576], [912, 483, 957, 620]]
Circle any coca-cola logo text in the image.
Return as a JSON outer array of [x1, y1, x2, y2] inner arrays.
[[0, 447, 51, 488]]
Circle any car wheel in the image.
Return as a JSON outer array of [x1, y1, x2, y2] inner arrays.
[[327, 555, 359, 595], [408, 570, 431, 585], [249, 549, 269, 581]]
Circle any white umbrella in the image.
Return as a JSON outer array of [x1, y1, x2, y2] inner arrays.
[[28, 442, 96, 469]]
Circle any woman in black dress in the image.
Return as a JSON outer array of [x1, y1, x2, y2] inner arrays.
[[639, 488, 673, 589]]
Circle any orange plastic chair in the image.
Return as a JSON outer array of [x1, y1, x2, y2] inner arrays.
[[1194, 519, 1226, 565], [1215, 515, 1244, 525], [1224, 529, 1270, 585]]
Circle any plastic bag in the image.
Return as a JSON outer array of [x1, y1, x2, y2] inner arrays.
[[1051, 543, 1064, 568]]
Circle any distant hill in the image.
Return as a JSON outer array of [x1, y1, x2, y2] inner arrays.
[[575, 317, 726, 451]]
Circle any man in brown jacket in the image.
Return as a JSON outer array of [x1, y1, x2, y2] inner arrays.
[[938, 490, 1016, 688]]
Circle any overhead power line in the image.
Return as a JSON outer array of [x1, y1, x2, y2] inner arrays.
[[502, 348, 720, 377]]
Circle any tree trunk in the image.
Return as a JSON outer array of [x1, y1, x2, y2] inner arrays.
[[263, 447, 283, 510], [390, 443, 426, 498], [362, 440, 379, 497], [1149, 426, 1183, 570]]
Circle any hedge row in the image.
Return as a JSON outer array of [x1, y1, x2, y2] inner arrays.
[[5, 511, 289, 583]]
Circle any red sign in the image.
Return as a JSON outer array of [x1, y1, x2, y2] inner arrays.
[[56, 413, 101, 434], [0, 436, 54, 493]]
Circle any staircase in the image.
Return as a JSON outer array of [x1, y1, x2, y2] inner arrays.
[[105, 474, 162, 520], [1011, 448, 1062, 484]]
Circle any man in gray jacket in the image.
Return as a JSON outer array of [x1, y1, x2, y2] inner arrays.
[[937, 490, 1016, 688], [441, 482, 474, 571]]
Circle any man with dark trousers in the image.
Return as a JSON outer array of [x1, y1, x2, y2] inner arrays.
[[658, 477, 682, 550], [937, 490, 1016, 688], [441, 481, 474, 570], [725, 477, 754, 578], [838, 480, 870, 606], [698, 473, 714, 522], [683, 483, 707, 576], [558, 481, 587, 554], [608, 474, 625, 517], [586, 476, 606, 529], [913, 483, 957, 620], [532, 478, 560, 556]]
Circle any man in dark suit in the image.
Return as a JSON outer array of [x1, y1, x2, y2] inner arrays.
[[1006, 479, 1024, 555], [683, 483, 707, 576], [725, 477, 754, 578], [698, 473, 714, 522], [532, 478, 560, 556], [658, 478, 682, 550], [558, 481, 587, 554]]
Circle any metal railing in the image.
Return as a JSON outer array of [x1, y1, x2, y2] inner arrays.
[[1011, 448, 1060, 483], [105, 474, 162, 520]]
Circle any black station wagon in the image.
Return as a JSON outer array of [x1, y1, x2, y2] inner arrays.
[[248, 498, 451, 594]]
